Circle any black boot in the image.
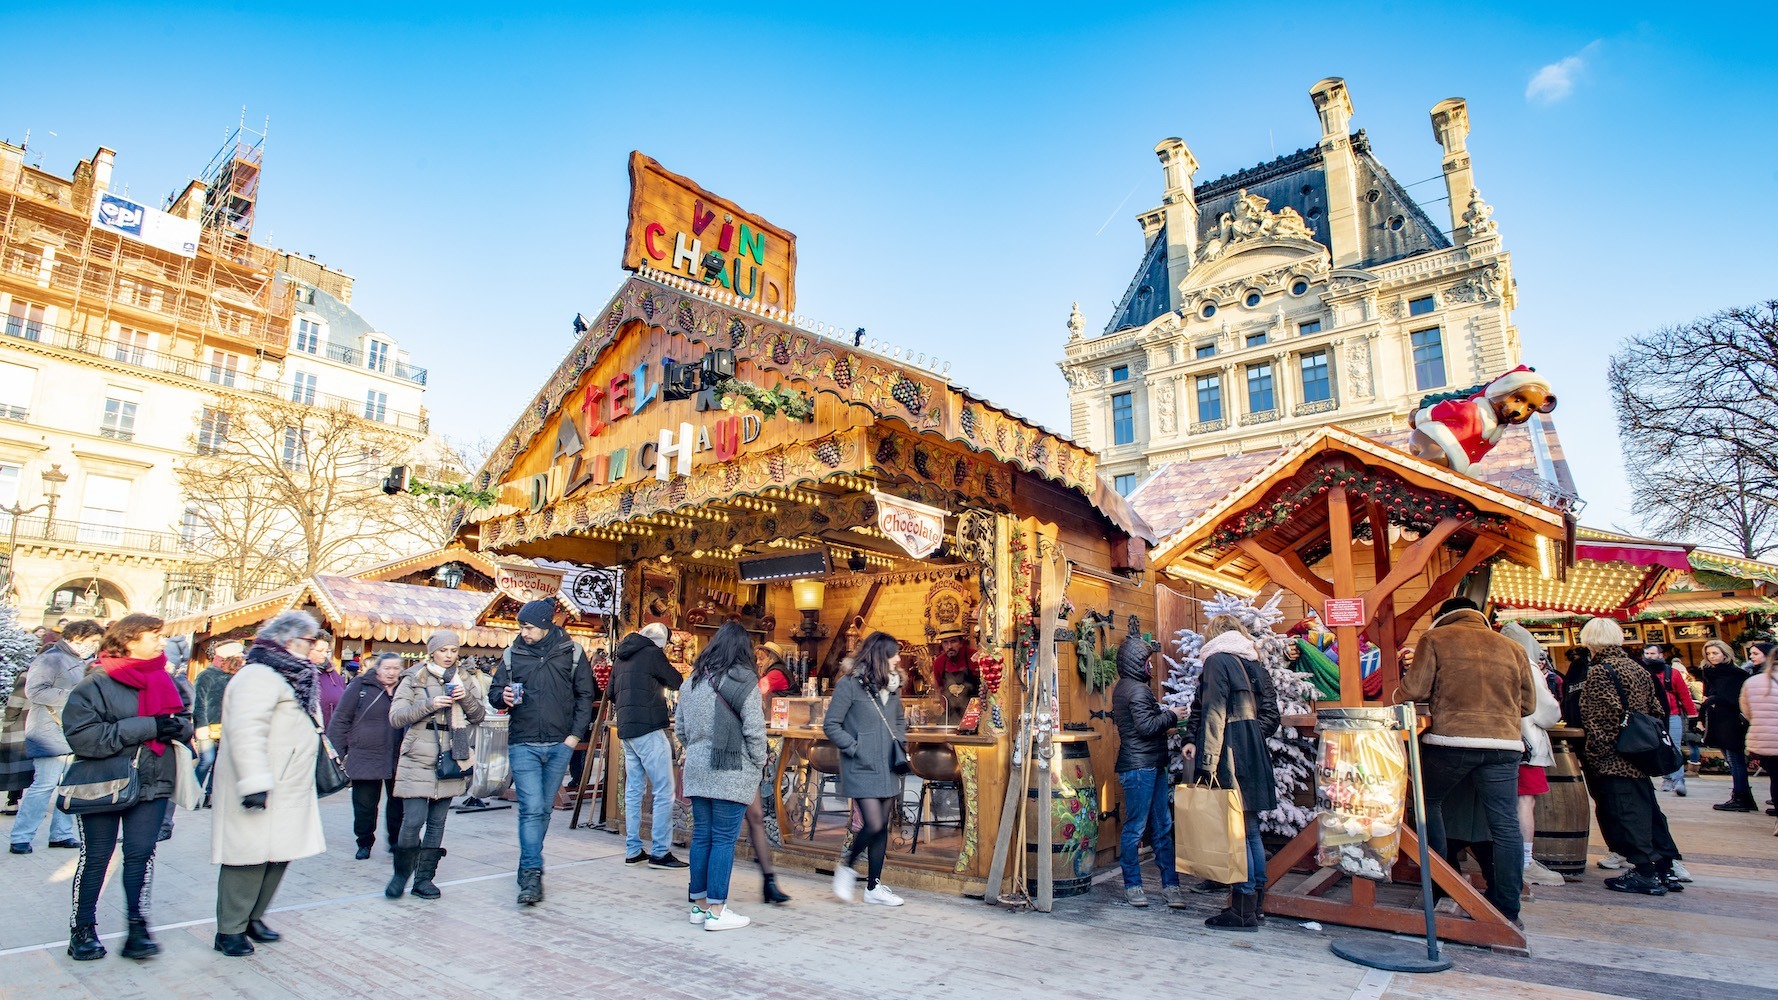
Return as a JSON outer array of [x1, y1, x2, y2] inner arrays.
[[1255, 885, 1267, 925], [121, 917, 160, 960], [516, 868, 543, 905], [1205, 891, 1259, 932], [411, 847, 446, 900], [762, 874, 791, 904], [67, 924, 106, 961], [213, 933, 255, 957], [386, 847, 417, 899]]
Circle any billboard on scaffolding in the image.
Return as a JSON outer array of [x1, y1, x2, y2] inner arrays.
[[93, 192, 200, 258]]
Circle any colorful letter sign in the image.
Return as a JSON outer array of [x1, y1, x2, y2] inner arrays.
[[873, 491, 949, 559], [622, 152, 797, 310], [1322, 598, 1367, 629]]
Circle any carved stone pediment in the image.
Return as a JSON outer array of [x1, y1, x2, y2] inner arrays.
[[1197, 189, 1323, 264]]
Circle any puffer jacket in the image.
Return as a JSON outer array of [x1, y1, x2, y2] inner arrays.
[[1741, 669, 1778, 757], [1111, 636, 1173, 772], [388, 666, 486, 800], [1580, 647, 1664, 779], [608, 632, 682, 740], [22, 640, 91, 759], [62, 669, 194, 803]]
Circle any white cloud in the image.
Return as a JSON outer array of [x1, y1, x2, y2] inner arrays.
[[1527, 41, 1602, 104]]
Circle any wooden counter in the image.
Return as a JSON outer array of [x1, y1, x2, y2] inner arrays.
[[768, 727, 999, 747]]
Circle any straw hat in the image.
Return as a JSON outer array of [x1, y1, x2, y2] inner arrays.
[[759, 641, 786, 664]]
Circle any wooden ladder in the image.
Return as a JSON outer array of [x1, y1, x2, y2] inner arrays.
[[568, 693, 615, 830]]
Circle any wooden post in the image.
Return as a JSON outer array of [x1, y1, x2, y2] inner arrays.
[[1326, 486, 1361, 707], [1367, 500, 1399, 702]]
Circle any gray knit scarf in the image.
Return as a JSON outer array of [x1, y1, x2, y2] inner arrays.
[[709, 666, 754, 772]]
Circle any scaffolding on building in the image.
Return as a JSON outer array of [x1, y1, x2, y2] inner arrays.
[[197, 110, 266, 240]]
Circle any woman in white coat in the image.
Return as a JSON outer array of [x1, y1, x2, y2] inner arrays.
[[210, 611, 328, 957], [1502, 623, 1563, 887]]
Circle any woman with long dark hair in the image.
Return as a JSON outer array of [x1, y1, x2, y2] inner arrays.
[[674, 622, 767, 931], [822, 630, 908, 907], [60, 614, 192, 961]]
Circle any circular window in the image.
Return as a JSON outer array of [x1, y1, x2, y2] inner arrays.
[[1291, 280, 1310, 296], [1300, 184, 1314, 196], [1244, 291, 1262, 308], [1201, 303, 1217, 319], [1366, 189, 1382, 204], [1388, 215, 1405, 232], [1306, 206, 1322, 220]]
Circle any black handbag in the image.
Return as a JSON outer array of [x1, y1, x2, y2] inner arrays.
[[313, 716, 351, 798], [56, 749, 141, 815], [437, 749, 470, 780], [1607, 670, 1682, 778], [867, 694, 911, 775]]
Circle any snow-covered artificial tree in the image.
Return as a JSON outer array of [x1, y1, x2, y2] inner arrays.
[[0, 603, 41, 709], [1162, 591, 1319, 836]]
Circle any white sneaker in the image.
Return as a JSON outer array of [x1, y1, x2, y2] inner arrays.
[[1670, 860, 1692, 882], [703, 906, 750, 931], [832, 864, 858, 902], [1523, 858, 1566, 887], [863, 883, 904, 906], [689, 902, 707, 925], [1597, 852, 1627, 870]]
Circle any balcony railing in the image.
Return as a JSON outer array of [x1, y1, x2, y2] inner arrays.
[[1190, 417, 1227, 435], [1, 514, 192, 557], [1294, 397, 1339, 417], [1, 321, 428, 432], [1241, 408, 1282, 426], [307, 340, 428, 386]]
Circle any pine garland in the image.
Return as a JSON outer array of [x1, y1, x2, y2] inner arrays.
[[1209, 466, 1506, 552], [715, 378, 815, 421]]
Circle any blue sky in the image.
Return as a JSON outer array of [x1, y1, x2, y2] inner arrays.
[[5, 2, 1775, 536]]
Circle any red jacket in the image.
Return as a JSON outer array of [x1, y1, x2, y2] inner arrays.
[[1653, 664, 1696, 718]]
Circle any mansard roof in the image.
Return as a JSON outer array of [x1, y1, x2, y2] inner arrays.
[[1103, 132, 1451, 335]]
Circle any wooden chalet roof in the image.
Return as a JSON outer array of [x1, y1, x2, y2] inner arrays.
[[1149, 425, 1569, 595], [464, 268, 1152, 548], [298, 575, 511, 647]]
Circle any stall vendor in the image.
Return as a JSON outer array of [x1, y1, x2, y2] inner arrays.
[[757, 642, 794, 697], [930, 628, 979, 713]]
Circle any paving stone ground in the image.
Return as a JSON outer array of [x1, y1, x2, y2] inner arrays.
[[1, 775, 1773, 999]]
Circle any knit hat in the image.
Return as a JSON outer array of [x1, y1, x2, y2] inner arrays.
[[214, 640, 244, 659], [517, 599, 557, 629], [427, 630, 462, 655], [640, 622, 670, 648]]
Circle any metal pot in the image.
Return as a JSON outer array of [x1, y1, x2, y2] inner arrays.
[[909, 744, 960, 782]]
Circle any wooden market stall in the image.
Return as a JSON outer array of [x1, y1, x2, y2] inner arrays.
[[1147, 425, 1573, 952], [456, 266, 1156, 897]]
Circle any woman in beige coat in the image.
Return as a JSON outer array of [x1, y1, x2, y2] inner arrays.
[[384, 631, 485, 899], [210, 611, 327, 958]]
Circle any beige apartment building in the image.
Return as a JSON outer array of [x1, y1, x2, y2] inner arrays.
[[0, 133, 435, 625], [1062, 78, 1566, 506]]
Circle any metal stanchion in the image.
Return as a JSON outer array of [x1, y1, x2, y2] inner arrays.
[[1329, 703, 1451, 973]]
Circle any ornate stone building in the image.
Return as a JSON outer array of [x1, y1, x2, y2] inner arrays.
[[1062, 78, 1537, 500]]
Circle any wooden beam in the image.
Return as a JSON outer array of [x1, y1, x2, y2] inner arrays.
[[1236, 537, 1331, 609], [1212, 547, 1247, 571], [1326, 486, 1360, 707], [1367, 500, 1400, 701], [1282, 547, 1334, 598], [1362, 517, 1463, 608], [1399, 536, 1504, 639]]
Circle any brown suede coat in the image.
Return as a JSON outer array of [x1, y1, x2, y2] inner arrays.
[[1400, 608, 1535, 751]]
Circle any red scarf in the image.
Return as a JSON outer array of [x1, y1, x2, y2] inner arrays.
[[98, 652, 183, 756]]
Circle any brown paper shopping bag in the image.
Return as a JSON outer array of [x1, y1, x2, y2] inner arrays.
[[1173, 782, 1248, 885]]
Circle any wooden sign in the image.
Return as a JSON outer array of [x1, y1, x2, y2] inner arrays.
[[495, 564, 567, 605], [1527, 626, 1567, 645], [622, 152, 797, 310], [1672, 621, 1718, 640], [1642, 625, 1667, 644], [1323, 597, 1366, 628], [1619, 623, 1643, 644]]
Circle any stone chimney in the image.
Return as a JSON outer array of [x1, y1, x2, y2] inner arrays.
[[92, 147, 115, 194], [1430, 98, 1483, 240], [1309, 78, 1363, 268], [1153, 137, 1200, 308], [168, 179, 207, 221]]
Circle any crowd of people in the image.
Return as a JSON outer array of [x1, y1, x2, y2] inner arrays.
[[3, 589, 1775, 958], [1109, 597, 1778, 928]]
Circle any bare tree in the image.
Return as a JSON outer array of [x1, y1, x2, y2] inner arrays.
[[1609, 301, 1778, 557], [176, 395, 440, 601]]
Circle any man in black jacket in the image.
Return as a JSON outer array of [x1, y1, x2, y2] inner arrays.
[[608, 622, 685, 869], [488, 599, 597, 905], [1111, 634, 1187, 909]]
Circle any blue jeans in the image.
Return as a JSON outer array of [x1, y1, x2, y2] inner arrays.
[[623, 729, 677, 857], [1116, 767, 1177, 888], [510, 741, 573, 872], [688, 797, 747, 906], [1420, 745, 1524, 921], [194, 738, 218, 795], [1726, 747, 1752, 801], [10, 755, 75, 846], [1665, 716, 1687, 787], [1237, 811, 1266, 895]]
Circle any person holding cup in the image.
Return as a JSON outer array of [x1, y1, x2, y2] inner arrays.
[[386, 632, 486, 900]]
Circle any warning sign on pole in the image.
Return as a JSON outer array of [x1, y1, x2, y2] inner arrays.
[[1323, 598, 1366, 628]]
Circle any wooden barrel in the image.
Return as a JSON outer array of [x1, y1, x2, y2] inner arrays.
[[1025, 740, 1099, 898], [1533, 728, 1589, 875]]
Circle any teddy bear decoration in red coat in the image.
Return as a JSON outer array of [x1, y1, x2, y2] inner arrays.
[[1406, 365, 1557, 477]]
